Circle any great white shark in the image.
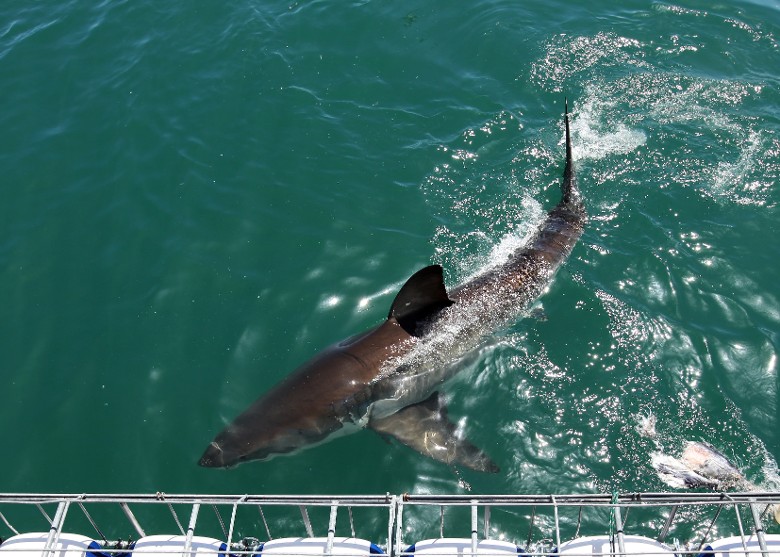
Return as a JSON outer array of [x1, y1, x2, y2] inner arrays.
[[199, 103, 586, 472]]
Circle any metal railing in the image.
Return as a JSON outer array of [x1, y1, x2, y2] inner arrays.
[[0, 492, 778, 557]]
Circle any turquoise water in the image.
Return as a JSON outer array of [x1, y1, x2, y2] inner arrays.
[[1, 0, 779, 505]]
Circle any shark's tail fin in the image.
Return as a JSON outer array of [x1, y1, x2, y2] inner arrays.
[[561, 98, 580, 207]]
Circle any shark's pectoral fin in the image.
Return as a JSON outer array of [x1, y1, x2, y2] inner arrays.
[[389, 265, 454, 337], [369, 392, 499, 473]]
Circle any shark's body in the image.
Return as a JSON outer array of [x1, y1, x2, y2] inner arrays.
[[199, 104, 585, 472]]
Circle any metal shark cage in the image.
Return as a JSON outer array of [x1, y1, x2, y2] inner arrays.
[[0, 493, 779, 557]]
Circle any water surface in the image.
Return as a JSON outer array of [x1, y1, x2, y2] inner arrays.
[[1, 0, 778, 520]]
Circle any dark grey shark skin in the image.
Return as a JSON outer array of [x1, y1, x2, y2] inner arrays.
[[199, 104, 585, 472]]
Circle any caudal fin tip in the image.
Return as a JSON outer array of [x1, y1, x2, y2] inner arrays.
[[564, 98, 573, 161]]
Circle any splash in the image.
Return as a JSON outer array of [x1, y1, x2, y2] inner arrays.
[[421, 111, 546, 284], [569, 94, 647, 161], [530, 29, 775, 208], [635, 411, 658, 439]]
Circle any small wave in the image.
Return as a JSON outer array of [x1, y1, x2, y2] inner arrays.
[[0, 15, 60, 62]]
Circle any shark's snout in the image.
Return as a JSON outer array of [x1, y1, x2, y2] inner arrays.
[[198, 441, 227, 468]]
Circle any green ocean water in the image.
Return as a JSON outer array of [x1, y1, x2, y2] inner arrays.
[[2, 0, 779, 515]]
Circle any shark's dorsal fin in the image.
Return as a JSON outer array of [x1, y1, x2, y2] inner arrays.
[[369, 392, 499, 473], [388, 265, 454, 337]]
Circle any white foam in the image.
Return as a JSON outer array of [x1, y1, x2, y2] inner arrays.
[[710, 129, 773, 206], [634, 411, 657, 439], [570, 95, 647, 161]]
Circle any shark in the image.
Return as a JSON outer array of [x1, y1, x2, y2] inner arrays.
[[199, 102, 586, 472]]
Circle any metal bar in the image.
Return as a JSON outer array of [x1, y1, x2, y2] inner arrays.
[[658, 505, 678, 544], [325, 502, 338, 556], [574, 506, 583, 540], [49, 502, 68, 557], [212, 504, 227, 540], [0, 509, 20, 536], [399, 492, 780, 506], [258, 505, 272, 540], [483, 505, 491, 539], [42, 501, 69, 557], [395, 498, 405, 557], [470, 502, 478, 557], [183, 502, 201, 557], [525, 506, 536, 548], [300, 506, 314, 538], [552, 496, 561, 555], [614, 506, 626, 557], [694, 501, 723, 552], [749, 501, 768, 557], [440, 505, 444, 538], [36, 504, 53, 525], [348, 506, 355, 539], [120, 502, 146, 538], [2, 491, 780, 506], [387, 494, 396, 556], [733, 501, 747, 546], [225, 498, 242, 550], [166, 500, 185, 536], [78, 502, 107, 542]]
